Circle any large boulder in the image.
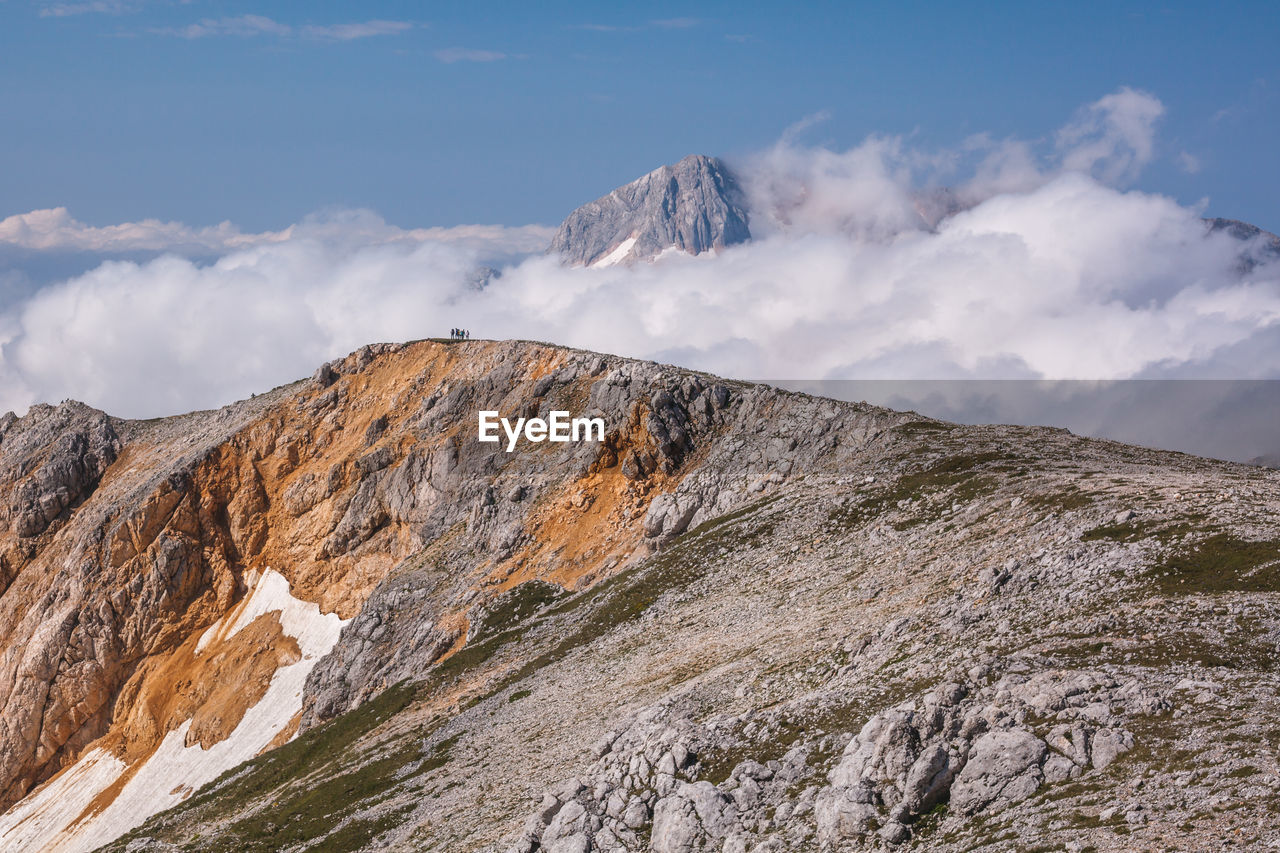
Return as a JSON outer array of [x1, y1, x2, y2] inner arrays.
[[949, 728, 1047, 815]]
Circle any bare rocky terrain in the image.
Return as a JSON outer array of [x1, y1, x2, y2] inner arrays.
[[0, 338, 1276, 852]]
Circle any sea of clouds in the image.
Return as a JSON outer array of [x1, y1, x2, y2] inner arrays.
[[1, 87, 1278, 424]]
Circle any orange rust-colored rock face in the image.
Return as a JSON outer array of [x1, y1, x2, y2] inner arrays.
[[0, 338, 744, 834], [110, 611, 301, 763], [0, 342, 576, 810], [493, 401, 678, 593], [61, 611, 302, 830]]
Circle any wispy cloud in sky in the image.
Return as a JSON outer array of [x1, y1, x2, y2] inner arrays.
[[434, 47, 506, 63], [155, 14, 290, 39], [650, 17, 699, 29], [302, 20, 415, 41], [574, 18, 700, 33], [149, 15, 414, 41], [1177, 150, 1202, 174], [39, 0, 136, 17]]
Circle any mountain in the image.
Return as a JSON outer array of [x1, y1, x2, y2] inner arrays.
[[1207, 217, 1280, 271], [1206, 216, 1280, 250], [548, 155, 751, 267], [547, 155, 1278, 274], [0, 339, 1277, 851]]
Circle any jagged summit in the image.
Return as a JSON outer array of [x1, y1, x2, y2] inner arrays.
[[549, 154, 751, 267]]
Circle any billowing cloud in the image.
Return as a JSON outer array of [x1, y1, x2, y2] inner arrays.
[[0, 208, 289, 253], [0, 88, 1277, 420], [1055, 87, 1164, 185]]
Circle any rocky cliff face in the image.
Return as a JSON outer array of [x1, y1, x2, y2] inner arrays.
[[549, 155, 751, 267], [0, 340, 1278, 853]]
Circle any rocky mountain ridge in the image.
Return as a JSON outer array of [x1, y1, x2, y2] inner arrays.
[[0, 340, 1275, 852], [548, 155, 751, 267]]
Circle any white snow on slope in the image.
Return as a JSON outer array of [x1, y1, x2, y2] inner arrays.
[[0, 568, 348, 853], [589, 235, 637, 268]]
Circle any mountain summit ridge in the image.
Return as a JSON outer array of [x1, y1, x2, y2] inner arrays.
[[548, 154, 750, 267]]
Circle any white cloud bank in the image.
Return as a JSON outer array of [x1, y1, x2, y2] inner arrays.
[[1, 88, 1278, 418], [0, 207, 552, 257]]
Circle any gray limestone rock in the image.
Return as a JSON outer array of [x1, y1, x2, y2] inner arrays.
[[549, 155, 750, 267], [949, 728, 1047, 815], [651, 781, 738, 853]]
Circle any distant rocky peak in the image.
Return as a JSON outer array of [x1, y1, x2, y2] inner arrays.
[[1206, 217, 1280, 265], [549, 154, 751, 267]]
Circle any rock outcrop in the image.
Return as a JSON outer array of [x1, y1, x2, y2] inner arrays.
[[549, 155, 750, 266]]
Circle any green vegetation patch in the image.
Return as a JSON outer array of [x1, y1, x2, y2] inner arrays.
[[1081, 513, 1210, 544], [829, 451, 1012, 531], [1045, 632, 1275, 672], [1023, 486, 1095, 513], [1153, 533, 1280, 594], [318, 804, 417, 853], [891, 420, 957, 435], [697, 716, 811, 787], [469, 580, 567, 639], [680, 493, 782, 544], [104, 682, 420, 852], [192, 729, 458, 852]]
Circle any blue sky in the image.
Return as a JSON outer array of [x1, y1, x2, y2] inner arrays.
[[2, 0, 1278, 231]]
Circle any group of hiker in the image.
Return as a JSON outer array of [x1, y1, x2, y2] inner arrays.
[[450, 328, 471, 340]]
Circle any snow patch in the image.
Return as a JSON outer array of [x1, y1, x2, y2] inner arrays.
[[0, 568, 348, 853], [196, 567, 339, 658], [590, 235, 637, 268]]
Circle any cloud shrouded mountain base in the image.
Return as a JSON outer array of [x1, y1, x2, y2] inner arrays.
[[0, 88, 1278, 423]]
